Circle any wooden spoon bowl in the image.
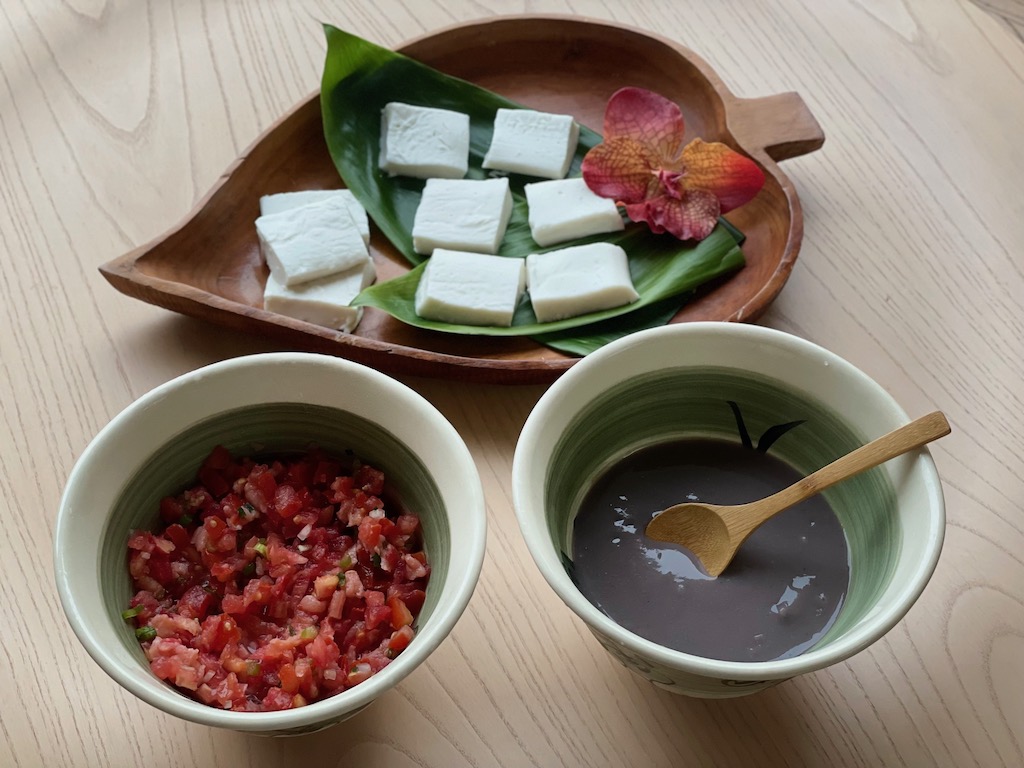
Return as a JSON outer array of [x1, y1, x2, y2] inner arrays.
[[99, 16, 824, 383]]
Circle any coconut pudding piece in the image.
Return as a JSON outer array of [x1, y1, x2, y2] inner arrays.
[[379, 102, 470, 180], [525, 242, 639, 322], [524, 177, 624, 247], [483, 108, 579, 179], [415, 249, 525, 327], [411, 177, 513, 256]]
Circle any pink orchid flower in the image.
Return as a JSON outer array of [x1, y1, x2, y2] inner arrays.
[[582, 87, 765, 241]]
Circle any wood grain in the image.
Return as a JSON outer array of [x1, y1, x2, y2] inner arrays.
[[2, 0, 1023, 766]]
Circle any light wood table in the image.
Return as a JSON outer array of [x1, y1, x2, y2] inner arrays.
[[3, 1, 1023, 765]]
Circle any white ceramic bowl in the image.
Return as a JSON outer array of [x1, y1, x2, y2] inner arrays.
[[55, 353, 486, 733], [512, 323, 945, 698]]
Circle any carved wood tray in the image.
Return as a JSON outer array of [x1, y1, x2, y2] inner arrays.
[[100, 16, 824, 384]]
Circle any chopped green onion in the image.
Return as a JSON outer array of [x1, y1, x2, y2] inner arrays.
[[178, 514, 194, 526], [135, 626, 157, 641], [385, 648, 396, 659], [339, 555, 353, 571], [238, 503, 257, 519], [300, 626, 318, 641], [242, 562, 256, 577], [246, 660, 261, 677], [121, 606, 143, 620], [253, 540, 268, 558], [371, 553, 382, 569], [338, 573, 346, 586]]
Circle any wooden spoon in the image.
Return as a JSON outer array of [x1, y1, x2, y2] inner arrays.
[[645, 411, 951, 577]]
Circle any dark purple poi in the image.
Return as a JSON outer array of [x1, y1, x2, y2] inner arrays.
[[571, 438, 850, 662]]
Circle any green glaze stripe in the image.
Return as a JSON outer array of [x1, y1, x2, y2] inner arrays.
[[99, 403, 447, 664], [545, 368, 899, 652]]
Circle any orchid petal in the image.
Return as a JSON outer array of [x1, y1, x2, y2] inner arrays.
[[582, 137, 661, 204], [582, 88, 764, 241], [623, 189, 720, 241], [603, 87, 686, 163], [680, 139, 766, 213]]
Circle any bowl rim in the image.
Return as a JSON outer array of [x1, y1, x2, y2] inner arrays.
[[54, 352, 486, 731], [512, 322, 946, 682]]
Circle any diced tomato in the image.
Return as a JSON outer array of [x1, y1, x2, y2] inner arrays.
[[327, 589, 345, 620], [267, 534, 308, 568], [196, 671, 246, 709], [262, 687, 294, 711], [244, 468, 277, 515], [364, 590, 391, 629], [150, 613, 201, 638], [348, 624, 384, 655], [330, 475, 354, 501], [313, 574, 339, 600], [293, 657, 317, 699], [160, 496, 185, 523], [404, 553, 429, 580], [358, 517, 383, 551], [361, 648, 392, 674], [197, 614, 241, 653], [201, 517, 237, 556], [387, 584, 426, 615], [297, 594, 327, 615], [292, 508, 318, 530], [272, 485, 304, 519], [346, 661, 372, 687], [395, 515, 419, 536], [388, 624, 415, 653], [146, 553, 174, 586], [176, 585, 215, 620], [127, 590, 162, 623], [203, 444, 233, 471], [147, 638, 203, 691], [278, 662, 299, 694], [354, 465, 385, 495], [307, 632, 341, 669], [343, 570, 364, 598], [125, 447, 428, 711], [197, 465, 231, 499], [256, 469, 277, 497], [164, 524, 190, 549], [379, 544, 401, 572], [388, 596, 414, 629], [182, 487, 213, 512], [365, 603, 392, 631], [219, 594, 245, 614]]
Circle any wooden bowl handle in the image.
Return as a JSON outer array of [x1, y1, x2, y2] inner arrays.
[[727, 92, 825, 162]]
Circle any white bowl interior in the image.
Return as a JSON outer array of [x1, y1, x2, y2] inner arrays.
[[55, 353, 485, 732]]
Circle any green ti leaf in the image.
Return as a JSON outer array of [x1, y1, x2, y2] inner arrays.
[[320, 24, 745, 344]]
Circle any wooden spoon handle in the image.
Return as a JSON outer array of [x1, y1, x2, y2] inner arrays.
[[725, 411, 951, 540]]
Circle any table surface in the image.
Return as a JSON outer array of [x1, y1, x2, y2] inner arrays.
[[3, 1, 1023, 766]]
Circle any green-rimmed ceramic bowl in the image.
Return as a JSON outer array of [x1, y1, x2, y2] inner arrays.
[[55, 353, 485, 733], [512, 323, 945, 698]]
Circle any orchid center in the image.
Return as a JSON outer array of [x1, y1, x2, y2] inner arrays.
[[655, 167, 685, 199]]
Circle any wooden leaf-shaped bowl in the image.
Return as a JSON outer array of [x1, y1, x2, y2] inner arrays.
[[101, 16, 824, 384]]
